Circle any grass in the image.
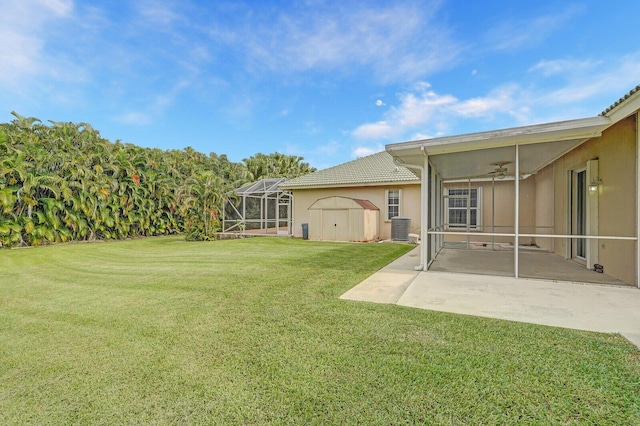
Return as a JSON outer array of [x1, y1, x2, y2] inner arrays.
[[1, 236, 639, 424]]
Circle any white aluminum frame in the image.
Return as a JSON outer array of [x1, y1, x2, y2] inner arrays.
[[223, 178, 292, 235], [421, 142, 639, 286]]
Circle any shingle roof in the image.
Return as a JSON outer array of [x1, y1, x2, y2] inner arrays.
[[600, 84, 640, 116], [279, 151, 419, 189]]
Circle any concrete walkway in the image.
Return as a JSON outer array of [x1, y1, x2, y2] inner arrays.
[[341, 247, 640, 348]]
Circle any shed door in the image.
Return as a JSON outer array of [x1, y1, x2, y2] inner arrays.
[[322, 209, 349, 241]]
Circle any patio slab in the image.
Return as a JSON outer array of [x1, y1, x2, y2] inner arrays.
[[340, 246, 421, 304], [342, 247, 640, 348]]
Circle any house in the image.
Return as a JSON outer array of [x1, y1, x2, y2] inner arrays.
[[387, 85, 640, 287], [279, 151, 421, 241]]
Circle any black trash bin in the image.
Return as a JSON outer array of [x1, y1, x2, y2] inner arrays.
[[301, 223, 309, 240]]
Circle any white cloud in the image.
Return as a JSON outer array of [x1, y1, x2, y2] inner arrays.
[[0, 0, 73, 86], [40, 0, 73, 16], [352, 121, 395, 139], [353, 144, 384, 158], [485, 5, 583, 51], [303, 121, 322, 135], [137, 0, 180, 25], [452, 85, 517, 118], [352, 51, 640, 144], [114, 111, 152, 125], [529, 59, 599, 76], [376, 100, 385, 107], [238, 1, 459, 82], [153, 79, 191, 110], [111, 79, 191, 126], [410, 131, 436, 140], [526, 53, 640, 109], [352, 82, 524, 141], [316, 140, 340, 156]]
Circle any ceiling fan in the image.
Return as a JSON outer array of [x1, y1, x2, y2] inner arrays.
[[487, 161, 512, 179]]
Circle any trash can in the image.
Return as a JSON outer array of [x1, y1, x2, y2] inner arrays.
[[301, 223, 309, 240]]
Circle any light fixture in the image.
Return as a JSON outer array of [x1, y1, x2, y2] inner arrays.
[[589, 179, 601, 192]]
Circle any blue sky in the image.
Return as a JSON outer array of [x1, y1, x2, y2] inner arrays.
[[2, 0, 639, 169]]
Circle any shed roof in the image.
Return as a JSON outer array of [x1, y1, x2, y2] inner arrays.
[[279, 151, 419, 189], [308, 196, 379, 210], [353, 199, 379, 210]]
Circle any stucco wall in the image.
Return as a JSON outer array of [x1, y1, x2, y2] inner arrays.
[[438, 114, 637, 284], [546, 114, 637, 284], [533, 164, 555, 251], [289, 184, 421, 240]]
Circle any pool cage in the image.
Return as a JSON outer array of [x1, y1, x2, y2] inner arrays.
[[222, 178, 292, 235]]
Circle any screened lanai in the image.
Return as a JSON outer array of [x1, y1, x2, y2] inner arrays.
[[387, 107, 640, 288], [222, 178, 292, 235]]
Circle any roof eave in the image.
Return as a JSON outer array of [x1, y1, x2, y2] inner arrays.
[[386, 116, 611, 158], [601, 85, 640, 122], [280, 179, 420, 190]]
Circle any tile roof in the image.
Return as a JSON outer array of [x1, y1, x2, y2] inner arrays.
[[280, 151, 419, 189], [600, 84, 640, 116]]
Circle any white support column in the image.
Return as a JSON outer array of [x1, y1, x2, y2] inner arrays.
[[439, 177, 444, 250], [431, 164, 437, 262], [422, 152, 429, 271], [242, 194, 247, 228], [276, 192, 280, 233], [491, 177, 495, 250], [515, 144, 520, 278], [466, 178, 471, 249]]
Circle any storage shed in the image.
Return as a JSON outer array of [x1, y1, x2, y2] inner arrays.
[[308, 196, 379, 242]]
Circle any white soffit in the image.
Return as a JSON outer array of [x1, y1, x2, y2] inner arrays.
[[430, 138, 586, 180], [386, 116, 611, 180]]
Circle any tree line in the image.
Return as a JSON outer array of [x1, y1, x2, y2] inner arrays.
[[0, 112, 315, 247]]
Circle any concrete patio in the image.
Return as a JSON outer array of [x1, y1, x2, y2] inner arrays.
[[341, 246, 640, 348]]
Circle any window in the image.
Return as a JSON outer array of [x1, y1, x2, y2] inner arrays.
[[386, 189, 401, 220], [446, 188, 481, 229]]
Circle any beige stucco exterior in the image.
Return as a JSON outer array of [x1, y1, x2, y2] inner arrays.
[[387, 86, 640, 286], [545, 114, 637, 284], [439, 114, 637, 285], [288, 183, 421, 240]]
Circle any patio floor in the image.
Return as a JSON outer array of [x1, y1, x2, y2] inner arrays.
[[430, 248, 626, 285], [341, 246, 640, 348]]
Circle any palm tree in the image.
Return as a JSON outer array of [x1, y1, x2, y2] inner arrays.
[[2, 114, 312, 247], [243, 152, 316, 180], [178, 171, 224, 240]]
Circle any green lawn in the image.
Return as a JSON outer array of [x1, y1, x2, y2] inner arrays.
[[1, 237, 639, 424]]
